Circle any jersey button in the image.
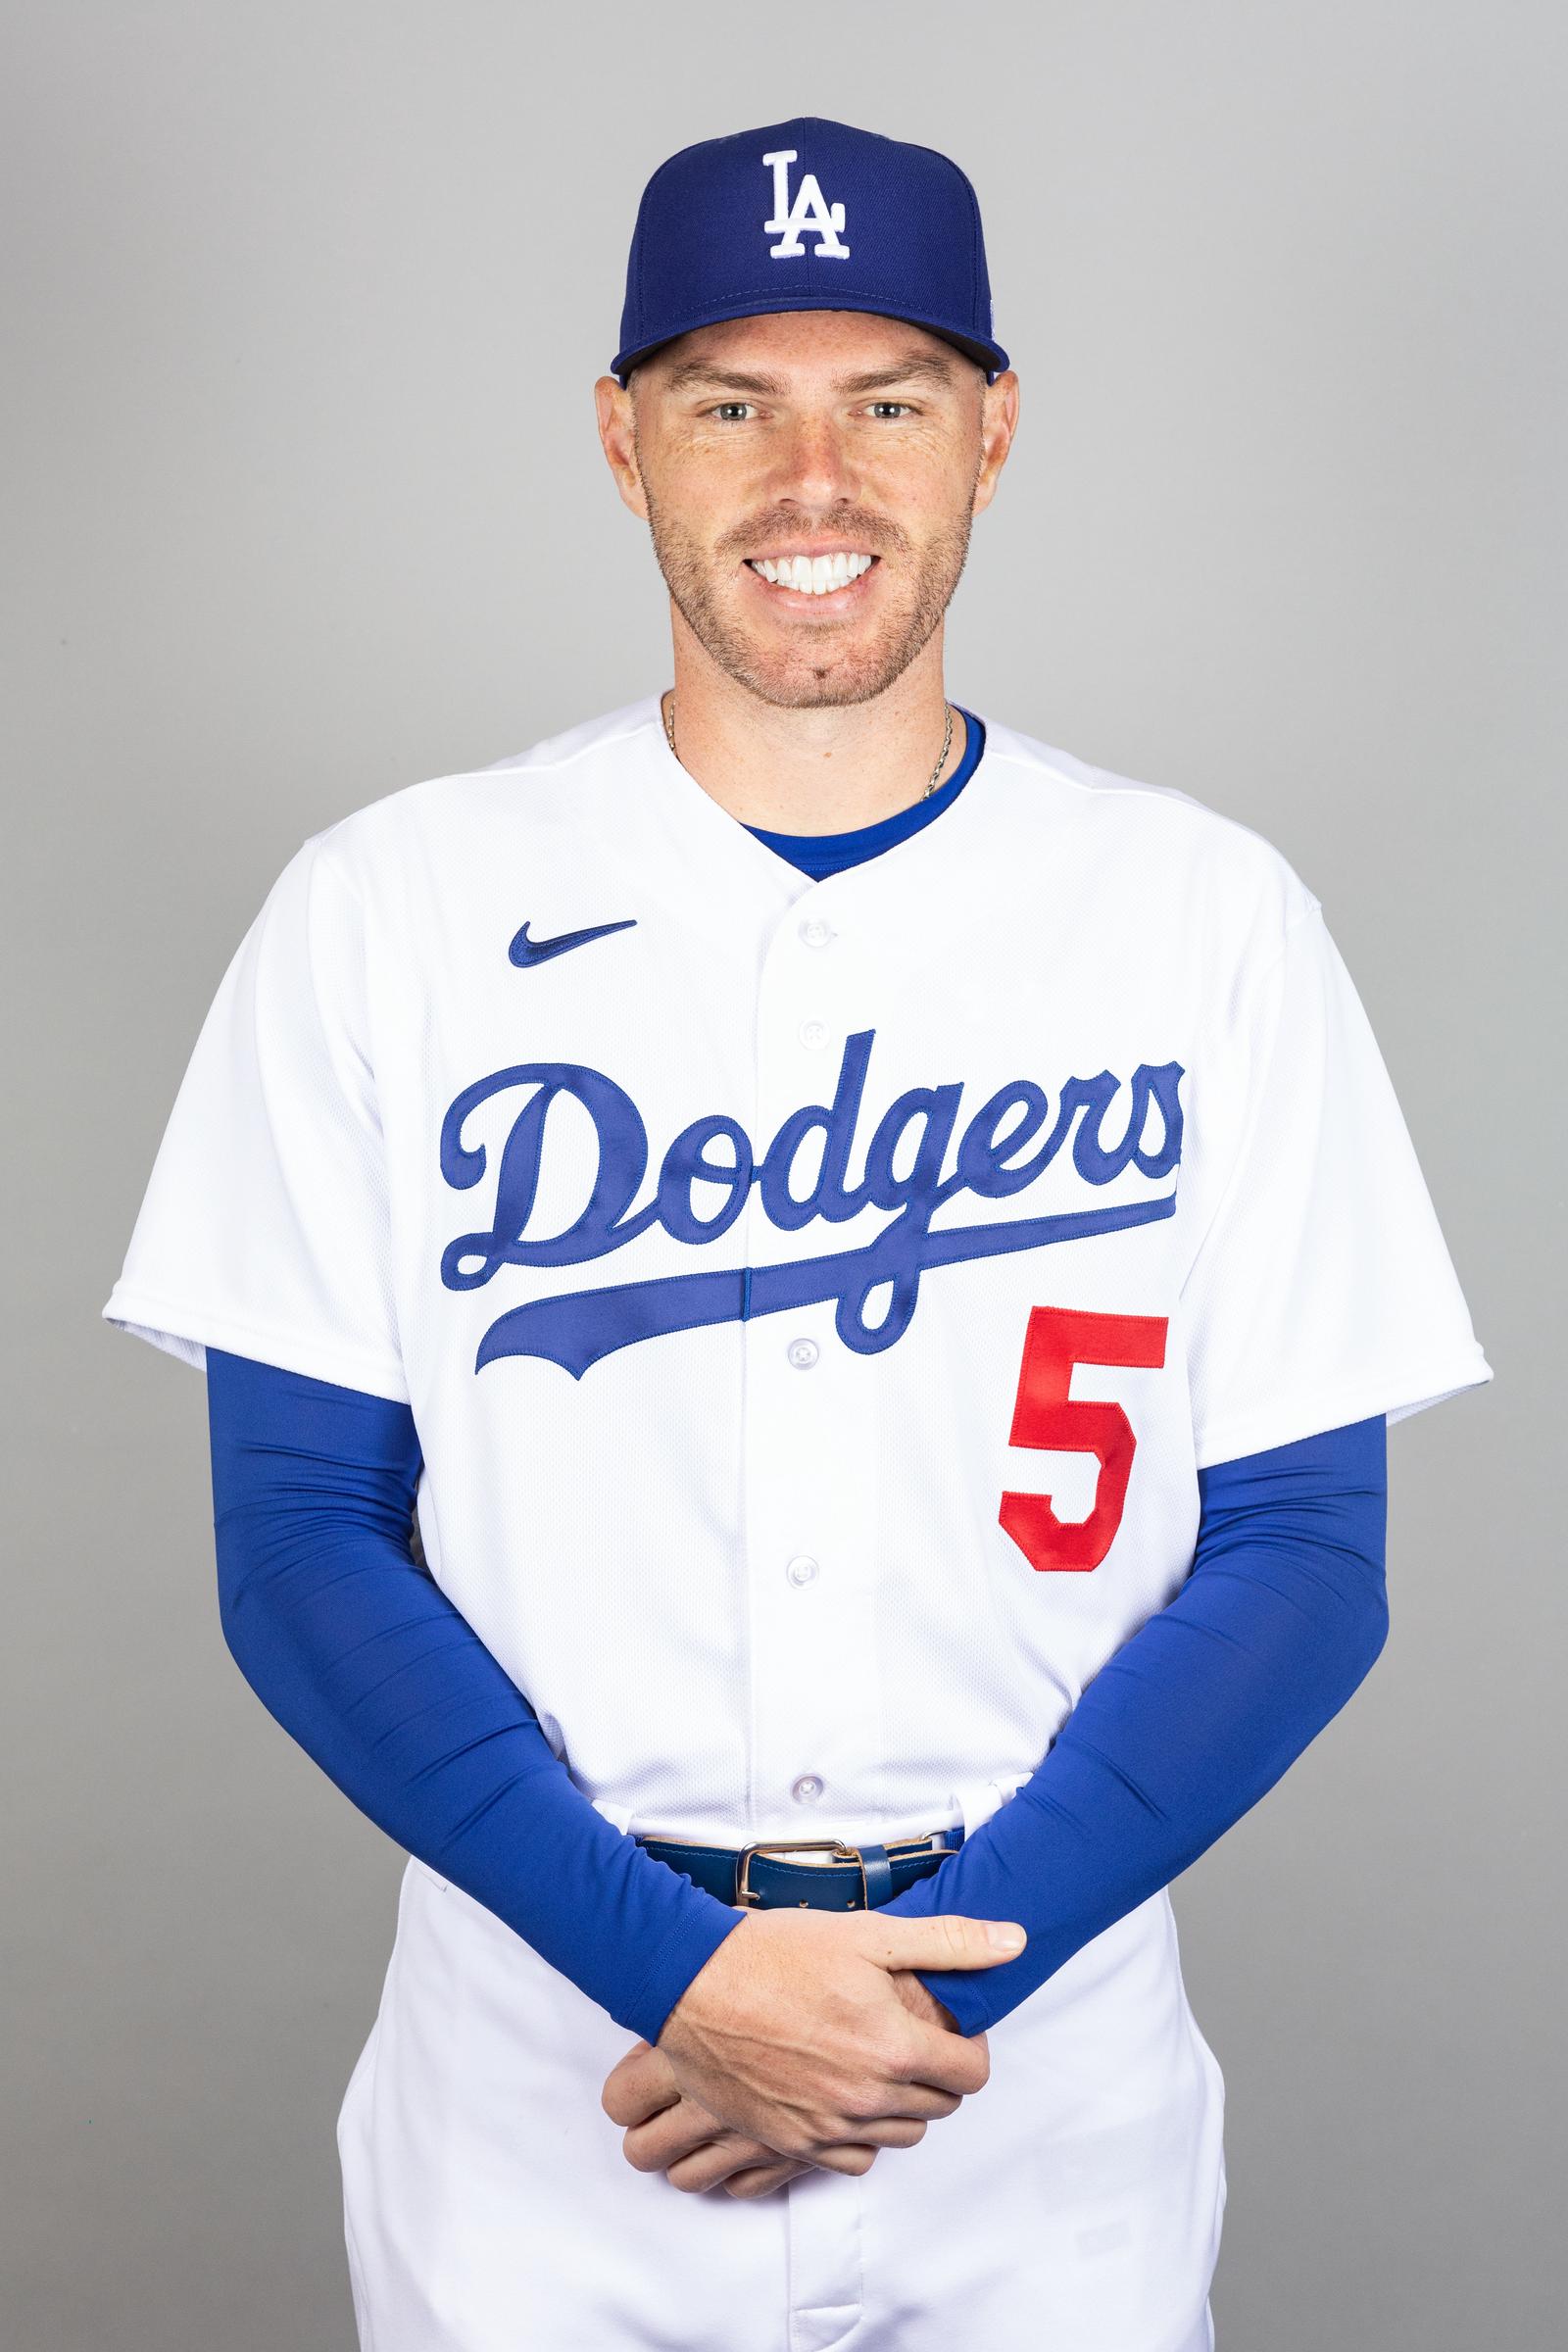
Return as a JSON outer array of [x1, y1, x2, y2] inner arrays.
[[798, 1018, 828, 1050], [799, 916, 834, 949], [791, 1774, 824, 1805], [786, 1554, 819, 1586], [786, 1337, 819, 1370]]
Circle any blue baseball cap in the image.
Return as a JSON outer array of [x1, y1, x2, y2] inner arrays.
[[612, 116, 1009, 385]]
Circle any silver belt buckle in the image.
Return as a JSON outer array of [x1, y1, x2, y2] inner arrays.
[[735, 1837, 865, 1908], [733, 1830, 952, 1909]]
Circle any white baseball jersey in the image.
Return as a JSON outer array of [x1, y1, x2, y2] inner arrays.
[[103, 697, 1491, 2351]]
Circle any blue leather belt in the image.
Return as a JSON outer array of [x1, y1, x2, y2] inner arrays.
[[634, 1829, 964, 1911]]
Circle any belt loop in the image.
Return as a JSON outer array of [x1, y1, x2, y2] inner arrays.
[[858, 1843, 894, 1907], [594, 1795, 639, 1836], [954, 1778, 1019, 1839]]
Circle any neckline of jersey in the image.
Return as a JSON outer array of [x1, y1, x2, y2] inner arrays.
[[743, 706, 987, 874], [644, 696, 994, 893]]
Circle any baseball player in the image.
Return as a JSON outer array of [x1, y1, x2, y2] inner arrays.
[[103, 118, 1492, 2351]]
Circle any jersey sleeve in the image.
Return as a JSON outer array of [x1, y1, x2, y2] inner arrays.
[[101, 830, 410, 1403], [1182, 896, 1492, 1468]]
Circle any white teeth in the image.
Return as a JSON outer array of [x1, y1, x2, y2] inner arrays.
[[748, 553, 877, 594]]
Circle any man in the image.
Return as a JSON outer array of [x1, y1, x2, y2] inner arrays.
[[104, 119, 1491, 2350]]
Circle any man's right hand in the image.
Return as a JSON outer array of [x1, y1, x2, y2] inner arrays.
[[633, 1907, 1025, 2177]]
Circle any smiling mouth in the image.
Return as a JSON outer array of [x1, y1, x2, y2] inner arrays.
[[746, 552, 878, 597]]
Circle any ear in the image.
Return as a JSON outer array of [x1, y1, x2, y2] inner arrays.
[[972, 368, 1020, 518], [595, 375, 649, 521]]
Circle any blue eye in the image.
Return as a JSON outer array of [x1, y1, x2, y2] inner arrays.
[[869, 402, 913, 418], [712, 403, 754, 422]]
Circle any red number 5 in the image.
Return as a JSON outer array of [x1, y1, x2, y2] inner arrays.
[[999, 1305, 1169, 1572]]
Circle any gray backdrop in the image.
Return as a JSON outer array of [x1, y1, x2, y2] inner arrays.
[[5, 4, 1562, 2346]]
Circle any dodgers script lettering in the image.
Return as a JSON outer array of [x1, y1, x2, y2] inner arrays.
[[438, 1029, 1184, 1378]]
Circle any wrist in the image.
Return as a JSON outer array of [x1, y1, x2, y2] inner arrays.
[[894, 1968, 961, 2034], [623, 1897, 750, 2049]]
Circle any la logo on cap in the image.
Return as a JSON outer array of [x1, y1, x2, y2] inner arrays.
[[762, 148, 850, 260]]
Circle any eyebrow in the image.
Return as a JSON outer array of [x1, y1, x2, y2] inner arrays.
[[659, 350, 963, 397]]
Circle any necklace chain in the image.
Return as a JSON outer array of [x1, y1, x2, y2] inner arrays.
[[662, 695, 955, 803]]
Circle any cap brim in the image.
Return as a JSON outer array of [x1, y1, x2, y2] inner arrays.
[[612, 292, 1008, 384]]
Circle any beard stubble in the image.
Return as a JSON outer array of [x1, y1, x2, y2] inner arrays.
[[640, 482, 977, 710]]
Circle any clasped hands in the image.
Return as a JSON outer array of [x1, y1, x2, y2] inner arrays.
[[601, 1904, 1026, 2198]]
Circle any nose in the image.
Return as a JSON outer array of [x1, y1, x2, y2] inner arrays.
[[766, 412, 861, 513]]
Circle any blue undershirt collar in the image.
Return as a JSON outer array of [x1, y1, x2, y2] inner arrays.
[[743, 707, 986, 881]]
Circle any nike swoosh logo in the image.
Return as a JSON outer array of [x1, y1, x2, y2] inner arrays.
[[509, 917, 638, 969]]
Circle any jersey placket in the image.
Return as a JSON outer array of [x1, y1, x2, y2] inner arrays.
[[739, 886, 888, 1848]]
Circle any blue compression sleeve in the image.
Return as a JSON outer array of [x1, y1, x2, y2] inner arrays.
[[884, 1414, 1390, 2034], [209, 1345, 1387, 2049], [204, 1347, 748, 2045]]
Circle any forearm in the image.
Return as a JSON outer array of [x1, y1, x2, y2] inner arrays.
[[883, 1415, 1390, 2034], [206, 1348, 745, 2043]]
